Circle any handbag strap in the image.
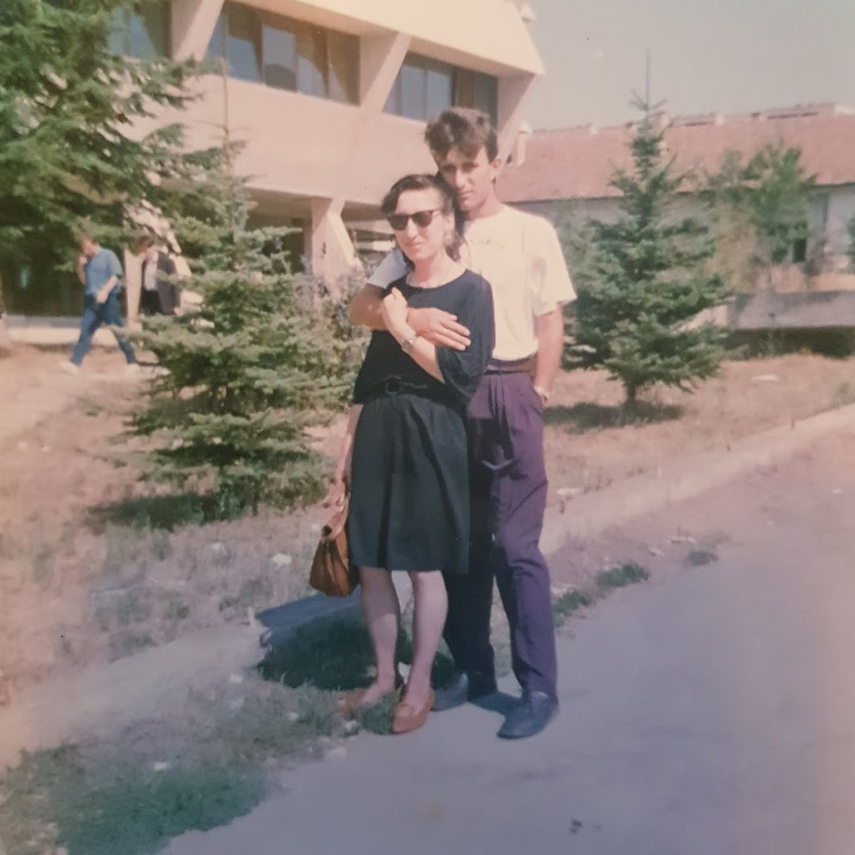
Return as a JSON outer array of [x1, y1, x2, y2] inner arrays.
[[323, 484, 349, 539]]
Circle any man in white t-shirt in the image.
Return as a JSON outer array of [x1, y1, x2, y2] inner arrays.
[[349, 108, 575, 739]]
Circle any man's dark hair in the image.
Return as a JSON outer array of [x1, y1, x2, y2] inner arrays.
[[424, 108, 499, 162], [135, 233, 155, 251]]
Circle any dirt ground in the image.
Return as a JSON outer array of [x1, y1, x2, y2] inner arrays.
[[1, 344, 854, 705]]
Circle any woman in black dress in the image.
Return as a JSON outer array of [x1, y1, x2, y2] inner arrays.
[[327, 174, 494, 734]]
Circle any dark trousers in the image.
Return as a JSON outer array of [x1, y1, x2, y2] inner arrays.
[[71, 291, 135, 366], [139, 288, 164, 316], [443, 369, 558, 699]]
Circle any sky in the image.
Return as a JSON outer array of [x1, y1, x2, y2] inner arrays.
[[524, 0, 855, 129]]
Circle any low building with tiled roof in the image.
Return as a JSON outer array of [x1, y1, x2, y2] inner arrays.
[[499, 103, 855, 290]]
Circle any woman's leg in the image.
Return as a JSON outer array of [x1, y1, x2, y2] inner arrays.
[[359, 566, 400, 705], [403, 570, 448, 710]]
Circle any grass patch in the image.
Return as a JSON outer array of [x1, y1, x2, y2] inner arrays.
[[259, 618, 399, 692], [355, 692, 400, 736], [595, 562, 650, 591], [545, 400, 682, 432], [686, 549, 718, 567], [207, 684, 340, 763], [0, 745, 265, 855], [552, 589, 592, 626], [833, 380, 855, 408], [0, 679, 354, 855], [553, 563, 650, 628], [729, 329, 855, 360], [87, 493, 222, 532]]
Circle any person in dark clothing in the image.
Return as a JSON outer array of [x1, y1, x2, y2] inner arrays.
[[136, 234, 180, 316], [325, 174, 494, 735]]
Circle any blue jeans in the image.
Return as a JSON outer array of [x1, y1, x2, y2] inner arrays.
[[71, 290, 136, 366]]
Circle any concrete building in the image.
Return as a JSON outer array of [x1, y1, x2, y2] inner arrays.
[[166, 0, 544, 282], [5, 0, 544, 323], [498, 103, 855, 293]]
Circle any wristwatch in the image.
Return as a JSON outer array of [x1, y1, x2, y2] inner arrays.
[[401, 334, 419, 354]]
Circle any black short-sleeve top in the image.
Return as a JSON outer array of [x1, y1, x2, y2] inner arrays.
[[353, 270, 495, 409]]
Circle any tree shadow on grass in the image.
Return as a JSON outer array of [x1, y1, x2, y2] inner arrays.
[[257, 617, 455, 693], [545, 400, 683, 432], [87, 492, 231, 533]]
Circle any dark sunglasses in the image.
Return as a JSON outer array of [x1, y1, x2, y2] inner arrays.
[[386, 209, 441, 231]]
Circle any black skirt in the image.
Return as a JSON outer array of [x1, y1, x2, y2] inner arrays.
[[348, 392, 469, 574]]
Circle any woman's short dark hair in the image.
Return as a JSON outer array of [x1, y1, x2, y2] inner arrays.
[[380, 174, 462, 261]]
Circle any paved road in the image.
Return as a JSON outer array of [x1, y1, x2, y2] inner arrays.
[[164, 451, 855, 855]]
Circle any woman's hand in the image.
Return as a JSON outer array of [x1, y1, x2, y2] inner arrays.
[[380, 287, 409, 338], [321, 474, 347, 509]]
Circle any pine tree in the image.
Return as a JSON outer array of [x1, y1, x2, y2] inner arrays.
[[0, 0, 209, 278], [568, 101, 730, 408], [130, 146, 357, 517]]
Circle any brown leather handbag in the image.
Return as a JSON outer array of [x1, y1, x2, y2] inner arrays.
[[309, 494, 358, 597]]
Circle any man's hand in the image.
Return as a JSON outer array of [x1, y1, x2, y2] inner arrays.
[[407, 307, 471, 350], [96, 276, 118, 305]]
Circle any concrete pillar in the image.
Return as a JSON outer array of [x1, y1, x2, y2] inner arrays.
[[124, 248, 142, 329], [309, 198, 359, 296], [171, 0, 223, 60], [359, 32, 411, 110], [496, 73, 537, 165]]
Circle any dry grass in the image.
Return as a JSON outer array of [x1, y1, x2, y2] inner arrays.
[[543, 354, 855, 502], [1, 346, 854, 701]]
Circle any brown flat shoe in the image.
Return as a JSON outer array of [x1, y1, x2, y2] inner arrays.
[[391, 689, 435, 735], [339, 674, 405, 717]]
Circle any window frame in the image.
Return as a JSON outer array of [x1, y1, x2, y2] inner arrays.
[[207, 3, 359, 104], [109, 1, 171, 59], [384, 52, 498, 123]]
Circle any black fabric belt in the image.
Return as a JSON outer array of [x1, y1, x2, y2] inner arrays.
[[363, 378, 457, 408], [485, 355, 535, 375]]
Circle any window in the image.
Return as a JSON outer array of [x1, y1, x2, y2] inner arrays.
[[207, 4, 261, 81], [206, 3, 359, 103], [110, 2, 170, 59], [456, 68, 498, 124], [384, 54, 498, 124]]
